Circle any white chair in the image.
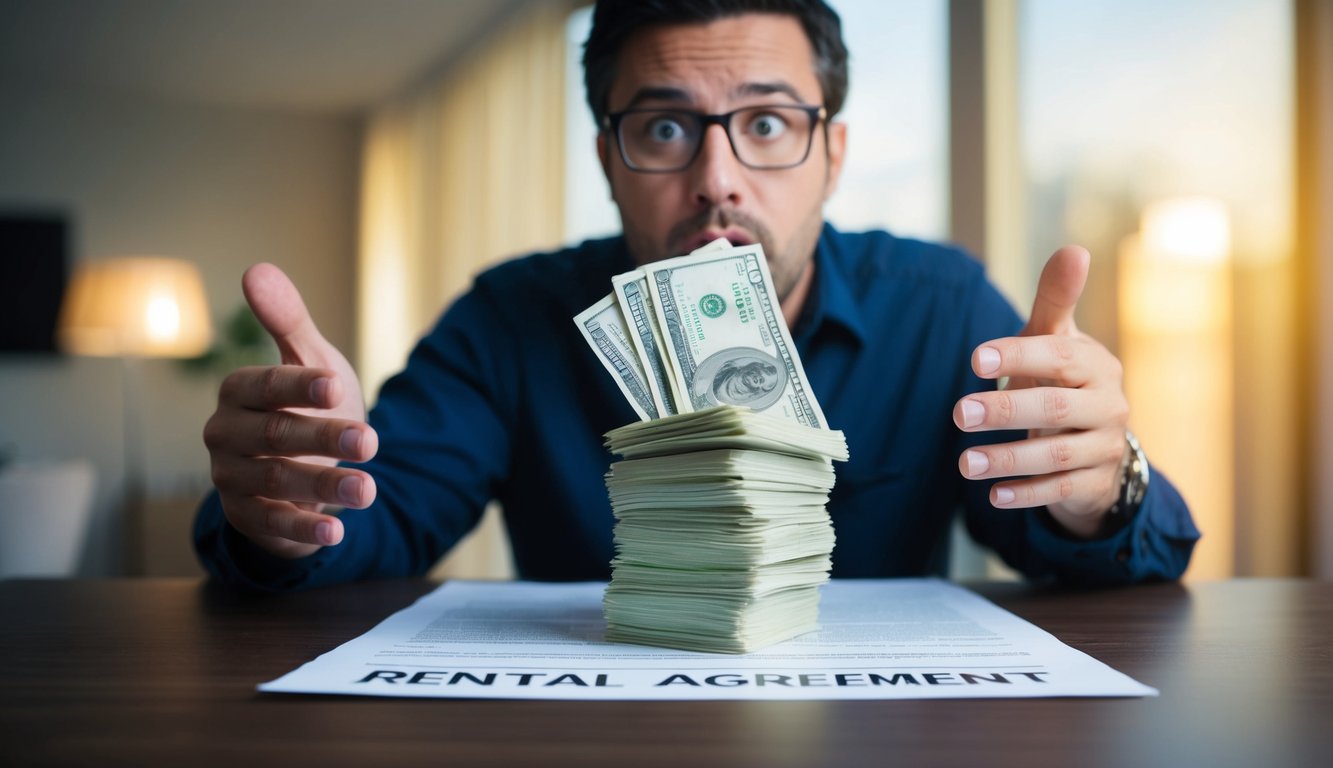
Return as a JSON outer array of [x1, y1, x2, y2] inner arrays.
[[0, 460, 96, 577]]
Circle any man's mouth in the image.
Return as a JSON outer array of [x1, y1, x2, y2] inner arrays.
[[682, 228, 755, 253]]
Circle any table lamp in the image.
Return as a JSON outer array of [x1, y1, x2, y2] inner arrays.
[[57, 256, 212, 574]]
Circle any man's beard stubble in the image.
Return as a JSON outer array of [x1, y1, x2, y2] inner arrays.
[[657, 206, 812, 303]]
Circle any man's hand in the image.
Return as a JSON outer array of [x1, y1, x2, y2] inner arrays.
[[952, 246, 1129, 538], [202, 263, 378, 558]]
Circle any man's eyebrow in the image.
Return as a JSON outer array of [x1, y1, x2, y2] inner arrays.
[[623, 86, 693, 109], [737, 81, 806, 103], [620, 81, 809, 111]]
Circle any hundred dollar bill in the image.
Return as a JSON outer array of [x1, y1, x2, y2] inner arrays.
[[608, 239, 733, 418], [645, 243, 827, 429], [573, 294, 659, 421], [611, 270, 679, 417]]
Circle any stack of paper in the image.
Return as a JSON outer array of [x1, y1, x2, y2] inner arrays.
[[575, 240, 848, 653]]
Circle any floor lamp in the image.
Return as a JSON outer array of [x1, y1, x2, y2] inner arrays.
[[57, 256, 212, 575]]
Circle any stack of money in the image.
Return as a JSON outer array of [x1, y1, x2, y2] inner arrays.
[[574, 239, 848, 653], [603, 407, 847, 652]]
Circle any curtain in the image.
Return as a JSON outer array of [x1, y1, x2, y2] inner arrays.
[[357, 1, 576, 578]]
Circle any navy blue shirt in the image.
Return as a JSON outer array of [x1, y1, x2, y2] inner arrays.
[[195, 225, 1199, 591]]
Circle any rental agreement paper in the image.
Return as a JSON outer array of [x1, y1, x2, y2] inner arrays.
[[259, 578, 1157, 700]]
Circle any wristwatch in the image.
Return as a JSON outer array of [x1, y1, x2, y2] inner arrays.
[[1102, 430, 1149, 534]]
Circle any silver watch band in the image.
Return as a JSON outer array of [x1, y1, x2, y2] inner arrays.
[[1109, 430, 1150, 519]]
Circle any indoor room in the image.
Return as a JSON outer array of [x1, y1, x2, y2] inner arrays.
[[1, 0, 1330, 765]]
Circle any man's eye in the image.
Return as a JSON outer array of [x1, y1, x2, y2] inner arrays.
[[748, 113, 790, 139], [646, 118, 686, 142]]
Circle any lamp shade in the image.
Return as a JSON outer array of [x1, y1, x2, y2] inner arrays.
[[58, 256, 212, 358]]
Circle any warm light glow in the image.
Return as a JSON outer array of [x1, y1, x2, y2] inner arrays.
[[357, 109, 416, 400], [1141, 197, 1232, 265], [1118, 234, 1232, 335], [58, 257, 212, 358], [144, 294, 181, 341], [1119, 210, 1234, 580]]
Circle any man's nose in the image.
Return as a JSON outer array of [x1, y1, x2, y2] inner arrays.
[[689, 123, 742, 208]]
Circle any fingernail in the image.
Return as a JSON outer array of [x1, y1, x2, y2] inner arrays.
[[315, 520, 336, 545], [994, 487, 1016, 506], [338, 475, 362, 506], [310, 377, 331, 405], [977, 347, 1001, 375], [964, 450, 989, 477], [339, 428, 361, 457], [961, 399, 985, 428]]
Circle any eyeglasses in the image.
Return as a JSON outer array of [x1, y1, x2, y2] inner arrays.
[[605, 104, 827, 173]]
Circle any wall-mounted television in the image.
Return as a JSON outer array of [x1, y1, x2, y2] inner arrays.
[[0, 213, 69, 355]]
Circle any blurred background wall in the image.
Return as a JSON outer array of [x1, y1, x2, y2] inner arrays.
[[0, 0, 523, 575], [0, 74, 359, 576]]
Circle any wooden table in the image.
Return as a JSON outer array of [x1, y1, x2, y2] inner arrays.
[[1, 578, 1329, 767]]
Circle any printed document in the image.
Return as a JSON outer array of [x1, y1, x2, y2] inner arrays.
[[260, 578, 1157, 700]]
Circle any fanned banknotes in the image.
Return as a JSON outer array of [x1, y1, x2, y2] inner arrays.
[[575, 240, 849, 654], [574, 239, 824, 427], [644, 244, 826, 428], [574, 294, 659, 420]]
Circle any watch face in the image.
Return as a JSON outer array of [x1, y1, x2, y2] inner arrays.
[[1122, 432, 1149, 511]]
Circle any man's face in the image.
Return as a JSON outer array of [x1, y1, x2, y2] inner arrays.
[[598, 13, 847, 302]]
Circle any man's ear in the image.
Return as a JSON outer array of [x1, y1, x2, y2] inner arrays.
[[597, 132, 615, 196], [823, 121, 847, 200]]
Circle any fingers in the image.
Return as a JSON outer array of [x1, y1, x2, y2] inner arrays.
[[961, 244, 1127, 527], [1023, 245, 1089, 337], [242, 263, 329, 366], [959, 430, 1124, 482], [986, 467, 1115, 514], [219, 494, 346, 556], [204, 407, 378, 462], [212, 456, 377, 509], [210, 265, 370, 558], [218, 364, 343, 410], [958, 431, 1123, 515], [970, 335, 1120, 389], [953, 386, 1127, 433]]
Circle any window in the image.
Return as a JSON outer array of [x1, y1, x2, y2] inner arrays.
[[1018, 0, 1296, 578]]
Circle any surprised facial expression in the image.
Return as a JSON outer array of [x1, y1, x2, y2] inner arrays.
[[599, 13, 847, 303]]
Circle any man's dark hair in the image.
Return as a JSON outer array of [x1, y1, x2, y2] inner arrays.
[[582, 0, 849, 125]]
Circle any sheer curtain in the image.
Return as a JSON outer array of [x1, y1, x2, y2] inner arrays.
[[357, 1, 574, 578]]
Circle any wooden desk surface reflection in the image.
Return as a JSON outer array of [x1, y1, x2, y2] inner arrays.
[[1, 578, 1329, 768]]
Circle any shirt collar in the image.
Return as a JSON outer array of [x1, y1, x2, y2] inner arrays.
[[795, 223, 869, 346]]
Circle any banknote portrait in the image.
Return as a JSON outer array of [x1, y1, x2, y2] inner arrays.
[[692, 348, 786, 410]]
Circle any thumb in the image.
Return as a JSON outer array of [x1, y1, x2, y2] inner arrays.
[[241, 263, 328, 366], [1023, 245, 1090, 337]]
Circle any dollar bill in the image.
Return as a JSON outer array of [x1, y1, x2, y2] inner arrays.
[[609, 239, 732, 418], [644, 244, 827, 429], [611, 270, 678, 417], [573, 293, 659, 421]]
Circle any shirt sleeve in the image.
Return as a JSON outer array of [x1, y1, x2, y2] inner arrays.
[[193, 282, 517, 592], [955, 273, 1201, 585], [1019, 463, 1200, 585]]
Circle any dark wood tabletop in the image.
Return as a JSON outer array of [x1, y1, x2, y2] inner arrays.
[[1, 577, 1329, 768]]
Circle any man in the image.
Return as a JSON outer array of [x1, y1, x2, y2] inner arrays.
[[196, 0, 1199, 591]]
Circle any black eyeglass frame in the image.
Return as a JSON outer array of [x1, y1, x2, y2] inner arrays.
[[604, 104, 828, 173]]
